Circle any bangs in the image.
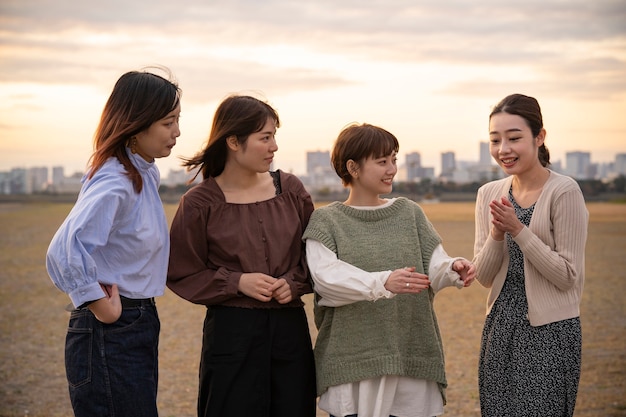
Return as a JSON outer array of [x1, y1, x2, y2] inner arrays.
[[355, 126, 399, 160]]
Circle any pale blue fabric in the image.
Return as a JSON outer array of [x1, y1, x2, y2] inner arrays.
[[46, 149, 169, 308]]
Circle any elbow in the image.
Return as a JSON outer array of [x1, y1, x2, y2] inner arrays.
[[476, 275, 494, 289], [554, 274, 578, 292]]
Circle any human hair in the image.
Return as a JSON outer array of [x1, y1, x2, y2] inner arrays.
[[490, 93, 550, 167], [183, 95, 280, 180], [331, 123, 400, 186], [88, 67, 181, 192]]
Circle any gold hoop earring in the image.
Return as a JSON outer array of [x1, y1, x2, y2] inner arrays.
[[130, 137, 138, 154]]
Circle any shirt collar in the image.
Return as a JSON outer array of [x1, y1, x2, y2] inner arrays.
[[126, 146, 154, 173]]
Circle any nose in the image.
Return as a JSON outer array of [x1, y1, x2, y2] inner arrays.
[[269, 137, 278, 152]]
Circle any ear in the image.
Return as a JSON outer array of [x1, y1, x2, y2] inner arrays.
[[346, 159, 358, 178], [226, 135, 239, 151], [535, 128, 546, 147]]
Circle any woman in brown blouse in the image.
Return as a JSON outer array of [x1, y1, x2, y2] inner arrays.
[[167, 95, 316, 417]]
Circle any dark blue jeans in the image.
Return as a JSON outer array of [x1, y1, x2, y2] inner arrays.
[[65, 304, 160, 417]]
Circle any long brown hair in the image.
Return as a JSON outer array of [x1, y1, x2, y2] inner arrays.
[[88, 68, 181, 192], [490, 93, 550, 167], [183, 95, 279, 180]]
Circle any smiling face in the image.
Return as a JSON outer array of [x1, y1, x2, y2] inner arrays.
[[134, 103, 181, 162], [350, 151, 398, 199], [489, 112, 545, 176]]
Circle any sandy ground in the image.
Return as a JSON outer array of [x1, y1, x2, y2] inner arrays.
[[0, 201, 624, 417]]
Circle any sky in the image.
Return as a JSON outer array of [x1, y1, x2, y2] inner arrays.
[[1, 0, 625, 178]]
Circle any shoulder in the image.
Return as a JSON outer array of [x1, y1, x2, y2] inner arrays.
[[309, 201, 342, 220], [177, 177, 224, 209], [545, 170, 580, 191], [310, 201, 339, 214], [543, 170, 585, 204], [394, 196, 419, 209], [390, 197, 427, 217], [84, 158, 134, 197], [277, 170, 309, 194]]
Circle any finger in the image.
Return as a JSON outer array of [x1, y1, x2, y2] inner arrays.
[[267, 278, 286, 292], [109, 284, 119, 297]]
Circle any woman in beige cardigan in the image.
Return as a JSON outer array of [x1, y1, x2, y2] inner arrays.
[[473, 94, 588, 417]]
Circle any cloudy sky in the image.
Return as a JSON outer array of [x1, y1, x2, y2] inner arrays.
[[1, 0, 625, 178]]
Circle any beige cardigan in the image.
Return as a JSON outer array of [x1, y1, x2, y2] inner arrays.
[[473, 170, 588, 326]]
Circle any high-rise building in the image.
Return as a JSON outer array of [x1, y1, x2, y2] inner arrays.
[[566, 151, 592, 179], [29, 166, 49, 192], [441, 151, 455, 176], [52, 166, 65, 185], [304, 150, 342, 190], [616, 153, 626, 176], [306, 151, 331, 176], [479, 141, 492, 166], [406, 152, 421, 181]]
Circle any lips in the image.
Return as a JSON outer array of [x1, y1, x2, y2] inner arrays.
[[500, 157, 517, 167]]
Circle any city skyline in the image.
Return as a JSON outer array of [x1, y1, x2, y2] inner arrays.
[[1, 1, 625, 178], [3, 145, 625, 195], [4, 144, 625, 181]]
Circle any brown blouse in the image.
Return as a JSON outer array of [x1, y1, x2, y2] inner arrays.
[[167, 170, 314, 308]]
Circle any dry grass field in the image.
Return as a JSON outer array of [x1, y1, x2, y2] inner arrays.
[[0, 201, 624, 417]]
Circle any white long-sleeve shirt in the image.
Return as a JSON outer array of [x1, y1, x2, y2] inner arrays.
[[307, 240, 465, 307]]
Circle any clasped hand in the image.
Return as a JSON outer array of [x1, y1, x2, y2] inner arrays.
[[239, 272, 293, 304], [452, 259, 476, 287], [385, 266, 430, 294], [489, 197, 523, 240]]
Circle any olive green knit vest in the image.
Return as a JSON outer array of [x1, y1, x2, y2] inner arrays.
[[303, 197, 448, 398]]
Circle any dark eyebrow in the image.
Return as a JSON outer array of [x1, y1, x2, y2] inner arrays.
[[161, 112, 178, 121], [489, 128, 523, 135]]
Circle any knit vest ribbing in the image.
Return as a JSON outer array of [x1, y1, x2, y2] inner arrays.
[[303, 197, 447, 397]]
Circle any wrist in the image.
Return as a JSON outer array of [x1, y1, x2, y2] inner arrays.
[[491, 229, 505, 241]]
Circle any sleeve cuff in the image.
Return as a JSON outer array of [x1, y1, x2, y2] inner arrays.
[[69, 282, 106, 309]]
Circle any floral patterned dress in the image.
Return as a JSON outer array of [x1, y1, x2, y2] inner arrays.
[[478, 189, 582, 417]]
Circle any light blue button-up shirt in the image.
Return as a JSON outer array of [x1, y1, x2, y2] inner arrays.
[[46, 149, 170, 308]]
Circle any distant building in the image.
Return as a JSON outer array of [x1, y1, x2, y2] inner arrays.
[[440, 151, 456, 179], [616, 153, 626, 176], [29, 166, 49, 192], [52, 166, 65, 186], [302, 150, 342, 191], [566, 151, 592, 179], [406, 152, 421, 181], [162, 169, 198, 186], [439, 142, 502, 184], [306, 151, 331, 175], [5, 168, 29, 194], [479, 141, 492, 166], [405, 152, 435, 181], [47, 166, 83, 193]]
